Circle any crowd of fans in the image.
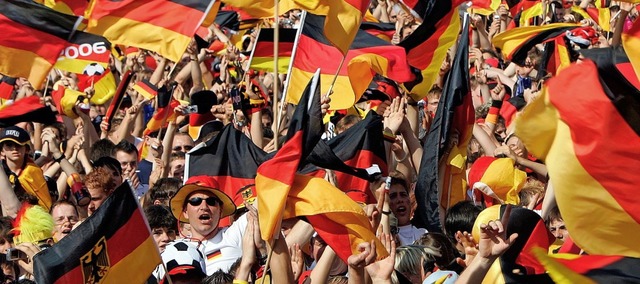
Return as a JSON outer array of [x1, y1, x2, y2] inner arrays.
[[0, 0, 637, 283]]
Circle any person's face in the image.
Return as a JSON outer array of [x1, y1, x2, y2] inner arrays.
[[549, 219, 569, 242], [172, 135, 194, 153], [517, 58, 535, 76], [182, 191, 222, 239], [87, 186, 108, 216], [103, 167, 123, 186], [1, 142, 26, 162], [0, 238, 11, 256], [427, 98, 440, 114], [116, 150, 138, 174], [389, 183, 411, 226], [152, 227, 177, 253], [52, 204, 79, 241], [261, 113, 272, 129], [1, 262, 15, 283], [169, 159, 185, 181], [310, 237, 326, 260]]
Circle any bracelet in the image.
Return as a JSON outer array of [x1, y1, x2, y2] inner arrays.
[[381, 210, 391, 215], [53, 154, 65, 163], [394, 152, 408, 163]]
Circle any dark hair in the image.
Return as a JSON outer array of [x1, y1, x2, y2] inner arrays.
[[545, 206, 563, 226], [444, 201, 483, 243], [201, 269, 233, 284], [144, 205, 177, 231], [92, 156, 122, 175], [415, 232, 463, 274], [149, 178, 181, 203], [335, 114, 361, 134], [389, 171, 409, 193], [114, 140, 138, 156], [44, 122, 67, 141], [0, 217, 14, 243], [89, 138, 116, 162]]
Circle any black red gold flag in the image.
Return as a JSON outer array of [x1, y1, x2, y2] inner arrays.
[[0, 0, 82, 87], [533, 250, 640, 284], [398, 0, 466, 99], [85, 0, 217, 62], [360, 21, 396, 42], [33, 182, 161, 284], [286, 13, 412, 110], [0, 76, 16, 100], [105, 71, 132, 132], [248, 27, 298, 73], [414, 15, 474, 231], [516, 59, 640, 257], [42, 0, 89, 16], [0, 96, 57, 127], [622, 16, 640, 84], [132, 79, 158, 100]]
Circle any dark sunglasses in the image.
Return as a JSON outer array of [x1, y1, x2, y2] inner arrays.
[[187, 197, 220, 207], [173, 145, 193, 152]]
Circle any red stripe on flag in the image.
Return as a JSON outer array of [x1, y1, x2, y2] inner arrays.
[[0, 14, 67, 64], [105, 208, 150, 265], [406, 11, 455, 69], [252, 41, 294, 58], [554, 255, 623, 274]]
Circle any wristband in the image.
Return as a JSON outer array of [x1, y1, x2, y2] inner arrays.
[[53, 154, 66, 163], [381, 210, 391, 215], [383, 131, 396, 142], [491, 99, 503, 109]]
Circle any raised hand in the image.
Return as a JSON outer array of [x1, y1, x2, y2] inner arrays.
[[477, 205, 518, 259], [365, 233, 396, 283]]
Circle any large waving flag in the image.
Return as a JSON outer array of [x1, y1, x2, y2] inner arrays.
[[33, 182, 161, 284], [186, 124, 267, 212], [414, 15, 474, 231], [0, 0, 82, 87], [516, 59, 640, 257], [257, 70, 387, 263], [286, 13, 412, 110], [248, 27, 298, 73], [42, 0, 89, 17], [491, 23, 579, 66], [85, 0, 217, 62], [398, 0, 465, 99]]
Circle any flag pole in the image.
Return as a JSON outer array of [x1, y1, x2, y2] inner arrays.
[[272, 0, 281, 150], [278, 11, 307, 132], [325, 55, 346, 98]]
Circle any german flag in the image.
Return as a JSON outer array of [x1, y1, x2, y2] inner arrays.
[[257, 70, 388, 263], [399, 0, 430, 18], [219, 0, 300, 18], [360, 21, 395, 42], [186, 124, 267, 223], [0, 0, 82, 88], [132, 79, 158, 100], [143, 86, 180, 136], [0, 76, 16, 100], [33, 182, 161, 284], [413, 15, 474, 231], [0, 96, 57, 127], [398, 0, 465, 99], [43, 0, 89, 17], [105, 71, 132, 132], [533, 249, 640, 284], [305, 111, 387, 204], [491, 23, 579, 66], [570, 6, 610, 32], [248, 27, 297, 73], [580, 47, 640, 90], [473, 206, 555, 283], [515, 59, 640, 257], [286, 13, 412, 110], [85, 0, 217, 62], [622, 17, 640, 84]]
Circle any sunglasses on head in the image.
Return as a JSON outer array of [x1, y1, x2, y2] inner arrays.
[[187, 196, 220, 207]]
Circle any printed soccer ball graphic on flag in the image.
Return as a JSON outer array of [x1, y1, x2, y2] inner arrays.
[[152, 241, 206, 280], [83, 63, 105, 76]]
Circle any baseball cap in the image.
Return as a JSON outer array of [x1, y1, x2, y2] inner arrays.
[[0, 126, 30, 146]]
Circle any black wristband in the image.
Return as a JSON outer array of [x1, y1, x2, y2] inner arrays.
[[53, 154, 65, 163], [381, 210, 391, 215], [491, 99, 503, 108]]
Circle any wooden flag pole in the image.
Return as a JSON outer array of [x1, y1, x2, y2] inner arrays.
[[272, 0, 281, 150]]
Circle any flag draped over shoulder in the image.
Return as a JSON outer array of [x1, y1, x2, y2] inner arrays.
[[0, 0, 82, 87], [532, 249, 640, 284], [85, 0, 216, 62], [0, 96, 57, 127], [398, 0, 465, 99], [286, 13, 412, 110], [257, 70, 387, 263], [186, 124, 267, 209], [491, 23, 579, 66], [33, 182, 161, 284], [515, 59, 640, 257], [249, 27, 298, 73], [414, 15, 473, 231], [622, 18, 640, 83]]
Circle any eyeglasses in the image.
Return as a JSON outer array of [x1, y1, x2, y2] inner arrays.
[[187, 197, 220, 207]]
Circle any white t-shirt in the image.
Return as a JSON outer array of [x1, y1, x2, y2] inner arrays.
[[397, 224, 427, 246], [178, 213, 248, 275]]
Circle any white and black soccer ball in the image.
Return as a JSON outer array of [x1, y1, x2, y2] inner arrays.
[[152, 241, 206, 281], [82, 63, 105, 76]]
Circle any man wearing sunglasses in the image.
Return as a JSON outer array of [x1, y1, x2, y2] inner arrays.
[[169, 175, 247, 275]]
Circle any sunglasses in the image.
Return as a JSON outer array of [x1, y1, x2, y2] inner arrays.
[[187, 197, 220, 207], [172, 145, 193, 152]]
